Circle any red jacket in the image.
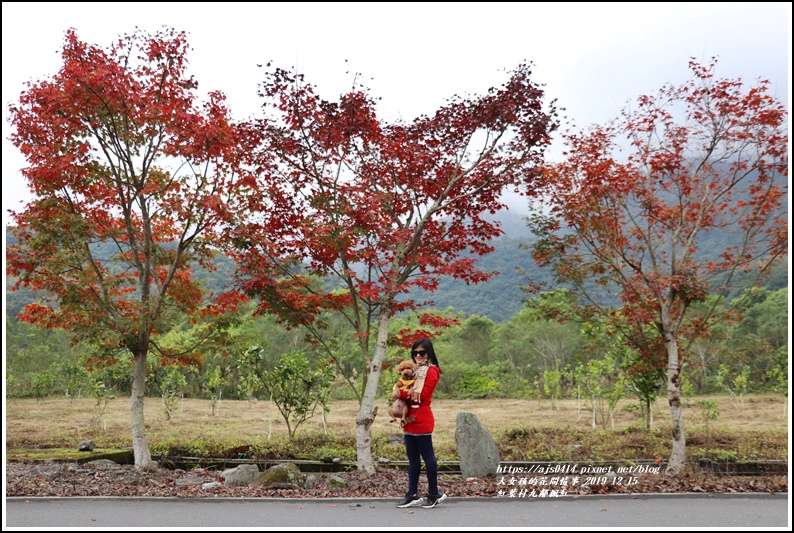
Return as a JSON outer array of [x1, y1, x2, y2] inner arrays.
[[399, 364, 439, 434]]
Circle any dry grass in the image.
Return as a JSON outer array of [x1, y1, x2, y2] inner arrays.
[[5, 393, 788, 459]]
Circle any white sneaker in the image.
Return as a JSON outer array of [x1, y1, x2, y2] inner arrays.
[[396, 493, 424, 508], [422, 492, 447, 508]]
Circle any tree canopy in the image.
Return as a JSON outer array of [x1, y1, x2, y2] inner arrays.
[[226, 62, 559, 473], [6, 27, 252, 467], [528, 58, 788, 475]]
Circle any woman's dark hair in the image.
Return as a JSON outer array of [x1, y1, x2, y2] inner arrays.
[[410, 338, 441, 372]]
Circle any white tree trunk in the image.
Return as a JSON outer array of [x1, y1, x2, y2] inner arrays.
[[356, 307, 391, 474], [131, 351, 153, 468], [664, 332, 686, 476]]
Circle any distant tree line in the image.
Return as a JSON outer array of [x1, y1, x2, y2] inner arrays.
[[7, 287, 788, 421]]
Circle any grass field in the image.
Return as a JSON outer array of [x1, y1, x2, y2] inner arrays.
[[5, 393, 789, 463]]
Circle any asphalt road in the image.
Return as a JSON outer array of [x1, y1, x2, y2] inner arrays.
[[4, 493, 790, 529]]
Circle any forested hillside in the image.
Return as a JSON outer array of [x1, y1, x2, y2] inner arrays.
[[5, 209, 788, 323]]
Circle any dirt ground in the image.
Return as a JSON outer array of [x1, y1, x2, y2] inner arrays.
[[6, 394, 788, 449], [6, 394, 788, 498]]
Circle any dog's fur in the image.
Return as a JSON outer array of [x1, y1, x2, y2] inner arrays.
[[388, 360, 417, 426]]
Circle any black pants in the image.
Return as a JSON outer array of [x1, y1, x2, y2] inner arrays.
[[404, 433, 438, 496]]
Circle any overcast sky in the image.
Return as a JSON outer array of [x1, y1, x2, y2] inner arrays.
[[2, 1, 791, 224]]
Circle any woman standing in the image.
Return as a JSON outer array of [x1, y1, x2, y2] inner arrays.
[[395, 338, 447, 509]]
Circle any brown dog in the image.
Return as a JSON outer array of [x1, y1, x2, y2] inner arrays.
[[388, 360, 417, 426]]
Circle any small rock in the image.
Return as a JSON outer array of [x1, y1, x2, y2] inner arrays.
[[174, 476, 205, 487], [256, 463, 305, 488], [327, 475, 347, 489], [85, 459, 117, 469]]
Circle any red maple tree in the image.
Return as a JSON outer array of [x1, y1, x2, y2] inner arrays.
[[6, 28, 251, 467], [227, 63, 559, 473], [528, 58, 788, 475]]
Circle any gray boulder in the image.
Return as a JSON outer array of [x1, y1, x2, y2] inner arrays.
[[455, 412, 500, 479], [326, 474, 347, 491], [220, 464, 262, 486], [256, 462, 305, 488], [78, 440, 95, 451]]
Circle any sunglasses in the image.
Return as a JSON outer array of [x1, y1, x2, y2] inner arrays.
[[412, 349, 429, 357]]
